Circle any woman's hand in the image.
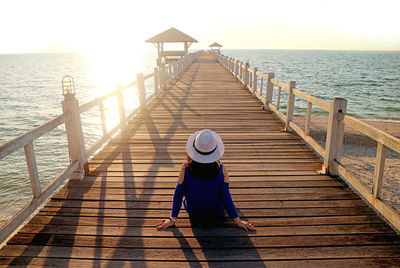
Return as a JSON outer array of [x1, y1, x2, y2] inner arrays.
[[234, 217, 256, 231], [156, 219, 176, 230]]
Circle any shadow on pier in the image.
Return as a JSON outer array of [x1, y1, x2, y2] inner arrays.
[[1, 51, 400, 267]]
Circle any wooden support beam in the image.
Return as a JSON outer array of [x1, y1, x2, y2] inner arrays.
[[136, 73, 146, 110], [116, 83, 126, 129], [284, 81, 296, 132], [322, 98, 347, 175], [24, 142, 41, 198], [373, 143, 387, 199], [154, 67, 159, 95], [62, 94, 86, 179], [253, 67, 258, 94], [305, 101, 312, 136], [99, 102, 107, 137], [265, 72, 275, 110]]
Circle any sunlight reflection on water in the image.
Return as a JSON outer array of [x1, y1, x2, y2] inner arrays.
[[0, 50, 157, 224]]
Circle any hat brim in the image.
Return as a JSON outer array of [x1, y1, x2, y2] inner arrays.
[[186, 130, 224, 163]]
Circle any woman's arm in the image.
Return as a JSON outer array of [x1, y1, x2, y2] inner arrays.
[[222, 165, 256, 231], [156, 162, 188, 230]]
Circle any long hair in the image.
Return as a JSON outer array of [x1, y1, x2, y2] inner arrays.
[[186, 155, 221, 180]]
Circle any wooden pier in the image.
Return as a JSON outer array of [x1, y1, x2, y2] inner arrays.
[[1, 51, 400, 267]]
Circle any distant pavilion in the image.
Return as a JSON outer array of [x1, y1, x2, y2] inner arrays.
[[146, 27, 198, 66], [209, 42, 223, 53]]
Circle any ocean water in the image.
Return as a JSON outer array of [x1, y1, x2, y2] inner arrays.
[[0, 51, 157, 225], [0, 49, 399, 225], [222, 49, 400, 120]]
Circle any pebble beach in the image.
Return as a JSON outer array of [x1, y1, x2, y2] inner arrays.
[[293, 117, 400, 213]]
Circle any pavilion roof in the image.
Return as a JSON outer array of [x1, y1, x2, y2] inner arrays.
[[145, 27, 198, 43], [209, 42, 223, 47]]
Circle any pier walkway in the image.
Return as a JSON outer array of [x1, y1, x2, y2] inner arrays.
[[1, 51, 400, 267]]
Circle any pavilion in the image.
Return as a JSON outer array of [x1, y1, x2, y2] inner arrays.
[[146, 27, 198, 66], [209, 42, 223, 53]]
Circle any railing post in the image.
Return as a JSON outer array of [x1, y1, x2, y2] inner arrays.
[[276, 87, 282, 110], [305, 102, 312, 135], [161, 64, 167, 89], [264, 72, 275, 110], [99, 102, 107, 136], [173, 62, 177, 79], [136, 73, 147, 110], [62, 78, 86, 179], [322, 97, 348, 174], [24, 142, 42, 197], [168, 64, 172, 82], [253, 67, 258, 93], [154, 67, 159, 95], [239, 61, 243, 81], [284, 81, 296, 132], [116, 83, 126, 129], [373, 143, 387, 198]]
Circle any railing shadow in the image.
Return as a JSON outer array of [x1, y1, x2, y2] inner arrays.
[[3, 52, 265, 266], [103, 60, 201, 267]]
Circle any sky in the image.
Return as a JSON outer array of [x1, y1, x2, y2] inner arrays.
[[0, 0, 399, 55]]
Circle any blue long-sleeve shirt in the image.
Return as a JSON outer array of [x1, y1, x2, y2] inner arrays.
[[171, 164, 238, 219]]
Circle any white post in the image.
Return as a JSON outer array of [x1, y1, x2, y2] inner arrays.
[[99, 102, 107, 136], [168, 64, 172, 82], [62, 93, 86, 179], [239, 62, 243, 82], [154, 67, 159, 95], [264, 72, 275, 110], [173, 62, 177, 79], [373, 143, 387, 198], [116, 83, 126, 129], [24, 142, 41, 198], [253, 67, 258, 93], [137, 73, 146, 110], [284, 81, 296, 131], [305, 101, 312, 135], [322, 98, 348, 174], [161, 65, 167, 89]]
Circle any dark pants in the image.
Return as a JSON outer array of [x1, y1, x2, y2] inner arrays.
[[188, 208, 224, 227]]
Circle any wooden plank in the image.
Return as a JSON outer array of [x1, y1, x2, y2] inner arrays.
[[43, 199, 366, 210], [1, 257, 400, 268], [2, 245, 400, 260], [36, 207, 375, 218], [23, 215, 383, 228], [17, 224, 393, 237], [52, 191, 359, 201]]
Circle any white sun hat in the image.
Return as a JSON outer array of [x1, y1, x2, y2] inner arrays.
[[186, 129, 224, 163]]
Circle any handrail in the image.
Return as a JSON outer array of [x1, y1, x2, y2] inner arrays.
[[0, 113, 71, 160], [0, 50, 203, 246], [211, 49, 400, 232], [79, 88, 120, 114]]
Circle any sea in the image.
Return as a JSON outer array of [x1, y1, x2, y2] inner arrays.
[[0, 49, 399, 225]]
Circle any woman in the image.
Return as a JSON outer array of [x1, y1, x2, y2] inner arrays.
[[156, 129, 255, 231]]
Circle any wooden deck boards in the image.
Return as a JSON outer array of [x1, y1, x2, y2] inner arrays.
[[1, 51, 400, 267]]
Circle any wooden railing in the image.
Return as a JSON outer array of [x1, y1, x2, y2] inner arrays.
[[212, 50, 400, 232], [0, 51, 202, 245]]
